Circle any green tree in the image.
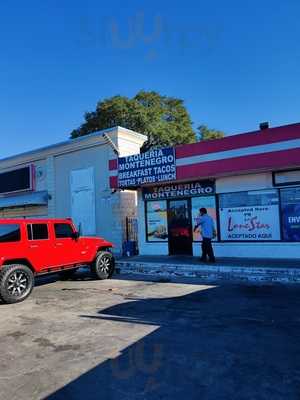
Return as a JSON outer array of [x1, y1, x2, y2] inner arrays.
[[70, 91, 196, 151], [197, 125, 225, 141]]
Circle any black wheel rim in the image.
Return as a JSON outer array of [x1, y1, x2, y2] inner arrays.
[[6, 271, 30, 298]]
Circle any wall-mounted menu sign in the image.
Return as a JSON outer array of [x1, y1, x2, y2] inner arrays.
[[143, 180, 215, 200], [118, 147, 176, 188]]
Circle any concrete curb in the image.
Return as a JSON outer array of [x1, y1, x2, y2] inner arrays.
[[116, 261, 300, 284]]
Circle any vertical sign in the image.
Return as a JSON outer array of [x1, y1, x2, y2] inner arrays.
[[281, 187, 300, 241], [118, 147, 176, 188]]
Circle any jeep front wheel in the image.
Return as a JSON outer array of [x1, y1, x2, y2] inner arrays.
[[0, 265, 34, 304], [91, 251, 114, 280]]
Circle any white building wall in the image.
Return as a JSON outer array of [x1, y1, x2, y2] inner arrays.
[[46, 156, 55, 217], [53, 141, 124, 250], [193, 242, 300, 259], [116, 127, 147, 157], [216, 172, 273, 193], [112, 128, 147, 252], [52, 127, 146, 255]]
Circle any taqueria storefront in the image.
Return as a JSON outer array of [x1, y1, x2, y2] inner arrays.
[[109, 123, 300, 259]]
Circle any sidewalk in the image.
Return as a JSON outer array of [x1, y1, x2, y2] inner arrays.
[[116, 255, 300, 284]]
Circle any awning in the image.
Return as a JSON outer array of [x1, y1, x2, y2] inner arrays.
[[0, 191, 49, 209]]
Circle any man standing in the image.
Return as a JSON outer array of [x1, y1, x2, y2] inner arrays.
[[194, 207, 216, 263]]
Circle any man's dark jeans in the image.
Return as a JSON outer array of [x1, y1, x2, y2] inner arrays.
[[201, 237, 215, 262]]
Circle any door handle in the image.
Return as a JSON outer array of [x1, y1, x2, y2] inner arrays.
[[55, 243, 63, 246], [30, 244, 38, 249]]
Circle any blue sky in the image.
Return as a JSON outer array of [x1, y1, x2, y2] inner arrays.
[[0, 0, 300, 158]]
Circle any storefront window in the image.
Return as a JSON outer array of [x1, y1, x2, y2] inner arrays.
[[146, 201, 168, 242], [144, 180, 217, 248], [280, 187, 300, 242], [191, 196, 217, 241], [219, 190, 280, 241]]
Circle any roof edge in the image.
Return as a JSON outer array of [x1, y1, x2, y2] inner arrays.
[[0, 126, 146, 166], [116, 126, 148, 141]]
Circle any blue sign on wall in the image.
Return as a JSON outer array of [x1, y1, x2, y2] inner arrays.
[[281, 187, 300, 241], [118, 147, 176, 188], [282, 204, 300, 241]]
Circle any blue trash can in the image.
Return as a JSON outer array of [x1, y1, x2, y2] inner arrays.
[[123, 240, 137, 256]]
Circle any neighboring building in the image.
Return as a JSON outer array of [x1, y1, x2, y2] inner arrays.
[[109, 122, 300, 259], [0, 127, 147, 254]]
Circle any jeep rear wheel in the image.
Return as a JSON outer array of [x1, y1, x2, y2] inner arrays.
[[91, 251, 114, 280], [0, 265, 34, 304]]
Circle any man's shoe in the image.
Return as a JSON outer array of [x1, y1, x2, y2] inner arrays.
[[209, 259, 216, 263], [200, 257, 207, 262]]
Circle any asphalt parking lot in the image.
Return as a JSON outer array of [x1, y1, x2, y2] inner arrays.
[[0, 271, 300, 400]]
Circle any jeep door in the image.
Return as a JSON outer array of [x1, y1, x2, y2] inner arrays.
[[26, 223, 53, 272], [0, 223, 24, 260], [52, 222, 81, 266]]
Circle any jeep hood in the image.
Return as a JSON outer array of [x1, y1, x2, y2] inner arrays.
[[80, 236, 114, 248]]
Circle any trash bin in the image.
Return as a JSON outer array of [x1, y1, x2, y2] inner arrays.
[[123, 240, 137, 256]]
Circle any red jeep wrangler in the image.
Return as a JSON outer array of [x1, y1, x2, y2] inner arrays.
[[0, 218, 115, 304]]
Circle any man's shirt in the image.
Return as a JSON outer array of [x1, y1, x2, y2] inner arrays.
[[198, 214, 215, 239]]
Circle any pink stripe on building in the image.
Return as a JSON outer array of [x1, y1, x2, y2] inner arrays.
[[176, 148, 300, 180], [176, 122, 300, 158], [109, 159, 118, 171], [109, 176, 118, 189]]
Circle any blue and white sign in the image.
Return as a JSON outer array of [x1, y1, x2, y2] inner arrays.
[[118, 147, 176, 188]]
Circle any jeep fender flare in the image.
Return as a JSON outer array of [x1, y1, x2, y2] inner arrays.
[[2, 259, 35, 274]]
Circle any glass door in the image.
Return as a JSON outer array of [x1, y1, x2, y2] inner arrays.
[[168, 199, 192, 255]]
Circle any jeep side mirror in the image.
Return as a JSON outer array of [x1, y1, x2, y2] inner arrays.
[[78, 223, 82, 236], [72, 231, 80, 240]]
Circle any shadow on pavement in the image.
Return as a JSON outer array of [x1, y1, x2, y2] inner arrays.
[[45, 281, 300, 400]]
